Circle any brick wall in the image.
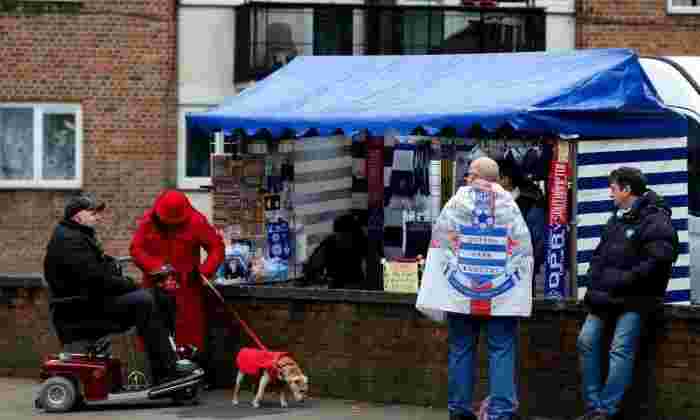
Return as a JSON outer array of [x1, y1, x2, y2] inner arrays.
[[577, 0, 700, 54], [0, 0, 178, 274], [4, 285, 700, 419]]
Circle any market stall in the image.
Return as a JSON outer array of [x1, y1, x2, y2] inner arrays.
[[186, 48, 690, 302]]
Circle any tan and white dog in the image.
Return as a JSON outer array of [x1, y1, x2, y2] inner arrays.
[[232, 347, 308, 408]]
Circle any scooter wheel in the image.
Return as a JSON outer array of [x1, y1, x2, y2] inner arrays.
[[39, 377, 78, 412]]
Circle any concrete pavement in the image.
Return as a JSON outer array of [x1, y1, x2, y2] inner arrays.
[[1, 377, 562, 420], [0, 377, 450, 420]]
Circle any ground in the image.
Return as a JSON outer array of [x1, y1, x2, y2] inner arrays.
[[1, 377, 562, 420], [0, 377, 452, 420]]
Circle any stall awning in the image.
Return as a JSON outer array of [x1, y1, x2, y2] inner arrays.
[[187, 48, 687, 139]]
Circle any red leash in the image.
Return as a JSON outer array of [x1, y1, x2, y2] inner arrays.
[[201, 274, 268, 352]]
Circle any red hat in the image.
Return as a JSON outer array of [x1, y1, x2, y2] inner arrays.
[[154, 190, 192, 225]]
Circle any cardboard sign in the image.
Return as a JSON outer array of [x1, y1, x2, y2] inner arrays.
[[384, 261, 420, 293]]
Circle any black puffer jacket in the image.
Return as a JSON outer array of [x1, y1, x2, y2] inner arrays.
[[44, 220, 138, 336], [584, 190, 680, 314]]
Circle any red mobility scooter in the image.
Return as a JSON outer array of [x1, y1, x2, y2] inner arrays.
[[35, 259, 205, 412]]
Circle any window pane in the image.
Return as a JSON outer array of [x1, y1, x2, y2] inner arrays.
[[186, 125, 212, 177], [314, 9, 353, 55], [43, 113, 77, 180], [252, 8, 313, 81], [672, 0, 700, 6], [0, 108, 33, 180], [402, 11, 443, 54]]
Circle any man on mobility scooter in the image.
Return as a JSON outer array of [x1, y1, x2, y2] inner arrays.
[[37, 193, 204, 412]]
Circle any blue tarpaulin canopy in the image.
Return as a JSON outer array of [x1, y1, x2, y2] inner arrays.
[[187, 48, 687, 140]]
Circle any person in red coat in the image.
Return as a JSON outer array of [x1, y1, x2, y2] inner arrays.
[[130, 190, 224, 360]]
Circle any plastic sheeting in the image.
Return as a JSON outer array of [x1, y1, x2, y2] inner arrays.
[[187, 49, 686, 140], [416, 180, 533, 320]]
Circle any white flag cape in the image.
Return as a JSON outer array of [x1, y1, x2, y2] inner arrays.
[[416, 181, 533, 321]]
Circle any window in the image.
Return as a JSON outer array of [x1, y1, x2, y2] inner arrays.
[[402, 10, 444, 54], [668, 0, 700, 14], [179, 105, 215, 190], [234, 4, 544, 82], [314, 9, 354, 55], [0, 104, 82, 189]]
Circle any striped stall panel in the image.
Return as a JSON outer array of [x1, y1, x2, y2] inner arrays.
[[293, 136, 354, 260], [576, 138, 689, 304]]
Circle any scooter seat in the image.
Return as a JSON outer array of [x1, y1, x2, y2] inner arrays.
[[62, 335, 112, 357]]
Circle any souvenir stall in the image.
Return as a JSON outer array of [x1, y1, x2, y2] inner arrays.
[[186, 48, 690, 302]]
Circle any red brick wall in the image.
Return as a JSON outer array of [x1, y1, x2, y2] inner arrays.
[[4, 288, 700, 419], [577, 0, 700, 54], [0, 1, 178, 274]]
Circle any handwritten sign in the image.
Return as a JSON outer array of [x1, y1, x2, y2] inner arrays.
[[383, 261, 420, 293]]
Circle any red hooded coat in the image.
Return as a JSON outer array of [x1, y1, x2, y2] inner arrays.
[[130, 190, 225, 349]]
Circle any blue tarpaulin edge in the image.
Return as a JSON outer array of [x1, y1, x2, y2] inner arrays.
[[187, 49, 687, 140]]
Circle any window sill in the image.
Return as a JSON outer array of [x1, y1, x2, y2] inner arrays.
[[667, 6, 700, 15], [0, 184, 82, 191]]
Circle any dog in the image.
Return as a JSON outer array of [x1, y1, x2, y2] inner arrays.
[[231, 347, 308, 408]]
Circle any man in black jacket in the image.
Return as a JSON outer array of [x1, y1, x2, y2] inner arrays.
[[44, 193, 194, 385], [575, 168, 679, 420]]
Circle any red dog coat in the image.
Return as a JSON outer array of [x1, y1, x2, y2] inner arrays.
[[236, 348, 288, 381]]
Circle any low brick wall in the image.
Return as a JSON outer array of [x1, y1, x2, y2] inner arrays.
[[2, 283, 700, 419]]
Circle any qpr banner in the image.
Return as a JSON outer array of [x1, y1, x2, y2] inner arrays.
[[416, 180, 533, 321], [544, 144, 570, 300]]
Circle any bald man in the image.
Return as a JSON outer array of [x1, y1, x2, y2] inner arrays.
[[448, 156, 525, 420], [467, 156, 500, 183]]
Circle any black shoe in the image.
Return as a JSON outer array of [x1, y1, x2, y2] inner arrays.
[[450, 411, 478, 420], [573, 411, 609, 420]]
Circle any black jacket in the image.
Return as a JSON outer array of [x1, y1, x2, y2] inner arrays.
[[303, 234, 366, 290], [515, 180, 546, 273], [44, 220, 137, 316], [584, 190, 680, 314]]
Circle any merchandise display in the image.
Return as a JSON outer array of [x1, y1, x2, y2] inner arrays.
[[210, 134, 568, 296]]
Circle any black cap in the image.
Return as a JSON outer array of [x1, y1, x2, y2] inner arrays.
[[64, 193, 106, 220]]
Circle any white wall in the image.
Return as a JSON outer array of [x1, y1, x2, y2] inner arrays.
[[178, 6, 237, 209], [545, 14, 575, 51], [178, 7, 236, 105]]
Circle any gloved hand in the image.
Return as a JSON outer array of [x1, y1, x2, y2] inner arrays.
[[150, 264, 178, 292], [150, 264, 176, 277]]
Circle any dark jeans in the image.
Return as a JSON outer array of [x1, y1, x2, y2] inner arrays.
[[97, 289, 177, 383]]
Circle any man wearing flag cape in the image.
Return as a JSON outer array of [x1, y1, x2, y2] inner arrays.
[[416, 157, 534, 420]]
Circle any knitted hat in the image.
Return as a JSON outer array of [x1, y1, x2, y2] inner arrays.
[[154, 190, 192, 225]]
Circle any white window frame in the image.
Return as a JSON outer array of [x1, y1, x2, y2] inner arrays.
[[0, 103, 82, 190], [178, 105, 216, 190], [668, 0, 700, 14]]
